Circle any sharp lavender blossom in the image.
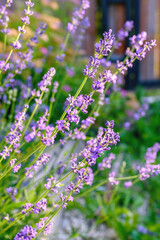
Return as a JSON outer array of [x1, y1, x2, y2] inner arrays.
[[79, 120, 120, 166], [83, 30, 115, 78]]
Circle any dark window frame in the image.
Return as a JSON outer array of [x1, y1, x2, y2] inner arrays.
[[101, 0, 160, 89]]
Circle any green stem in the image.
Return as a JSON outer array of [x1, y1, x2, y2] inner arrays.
[[75, 175, 138, 199], [60, 75, 88, 121], [22, 92, 44, 138], [36, 166, 89, 237], [0, 0, 32, 79]]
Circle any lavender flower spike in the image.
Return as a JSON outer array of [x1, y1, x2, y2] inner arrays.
[[38, 67, 56, 92], [14, 225, 37, 240], [83, 29, 115, 78]]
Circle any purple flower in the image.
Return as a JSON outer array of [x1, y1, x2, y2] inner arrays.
[[56, 53, 65, 62], [66, 0, 90, 34], [83, 57, 100, 78], [62, 85, 71, 92], [137, 225, 148, 234], [22, 203, 33, 214], [124, 181, 132, 188], [124, 20, 134, 31], [52, 81, 59, 93], [21, 16, 30, 25], [0, 146, 12, 159], [24, 9, 34, 16], [33, 198, 47, 214], [44, 177, 61, 193], [14, 225, 37, 240], [137, 143, 160, 180], [98, 153, 116, 170], [56, 120, 70, 133], [72, 128, 86, 140], [10, 41, 22, 49], [78, 167, 94, 186], [37, 153, 51, 165], [79, 121, 120, 166], [0, 61, 5, 69], [38, 68, 56, 92], [44, 223, 53, 235], [36, 217, 48, 229], [18, 26, 26, 33], [66, 108, 80, 124], [95, 30, 115, 57], [108, 172, 119, 185], [12, 163, 21, 173], [6, 187, 17, 201], [81, 117, 95, 129], [25, 1, 34, 7], [82, 0, 90, 9], [9, 158, 17, 167], [123, 121, 130, 130], [66, 67, 75, 77], [67, 22, 76, 34]]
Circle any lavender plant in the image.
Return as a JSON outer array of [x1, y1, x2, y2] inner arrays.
[[0, 0, 159, 239]]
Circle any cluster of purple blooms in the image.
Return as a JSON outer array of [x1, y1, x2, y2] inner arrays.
[[73, 16, 90, 49], [83, 30, 115, 78], [14, 225, 37, 240], [22, 198, 47, 215], [0, 0, 13, 34], [25, 109, 56, 146], [124, 101, 149, 130], [10, 0, 34, 50], [98, 153, 116, 170], [6, 187, 17, 201], [44, 176, 61, 193], [38, 67, 56, 93], [14, 22, 47, 75], [25, 153, 51, 178], [79, 121, 120, 166], [36, 218, 53, 235], [14, 219, 52, 239], [116, 31, 156, 75], [0, 22, 48, 109], [108, 171, 119, 185], [50, 81, 59, 102], [56, 0, 90, 62], [59, 166, 94, 209], [114, 20, 134, 48], [137, 143, 160, 180], [62, 93, 94, 126], [67, 0, 90, 34], [0, 105, 28, 163], [92, 70, 117, 93]]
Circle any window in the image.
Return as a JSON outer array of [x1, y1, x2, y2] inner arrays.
[[101, 0, 160, 88]]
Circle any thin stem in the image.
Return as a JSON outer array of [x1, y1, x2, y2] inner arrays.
[[0, 0, 32, 78], [36, 165, 89, 237], [22, 92, 44, 138], [60, 75, 88, 121], [76, 175, 138, 199]]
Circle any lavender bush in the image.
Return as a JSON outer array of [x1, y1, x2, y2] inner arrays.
[[0, 0, 159, 239]]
